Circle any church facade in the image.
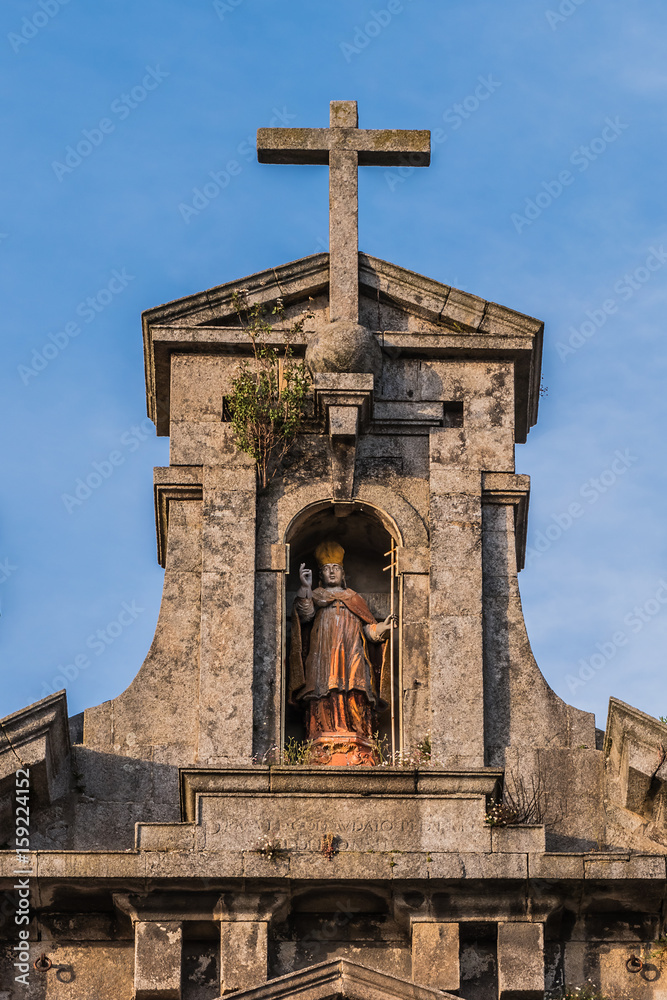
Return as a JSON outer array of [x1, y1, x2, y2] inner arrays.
[[1, 102, 666, 1000]]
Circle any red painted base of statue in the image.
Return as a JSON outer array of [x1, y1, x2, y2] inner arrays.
[[289, 540, 396, 768], [309, 731, 376, 767]]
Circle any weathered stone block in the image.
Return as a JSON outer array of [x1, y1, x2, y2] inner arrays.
[[497, 922, 544, 1000], [528, 853, 584, 879], [199, 792, 490, 854], [429, 615, 485, 767], [397, 547, 429, 575], [134, 920, 182, 999], [136, 823, 195, 852], [584, 855, 666, 879], [412, 922, 459, 990], [220, 920, 269, 993], [491, 825, 545, 854], [0, 942, 134, 1000]]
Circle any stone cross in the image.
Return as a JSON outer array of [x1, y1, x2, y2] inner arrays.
[[257, 101, 430, 323]]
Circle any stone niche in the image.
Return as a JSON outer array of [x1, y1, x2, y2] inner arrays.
[[282, 500, 398, 752]]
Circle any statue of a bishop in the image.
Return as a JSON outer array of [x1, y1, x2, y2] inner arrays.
[[289, 540, 395, 763]]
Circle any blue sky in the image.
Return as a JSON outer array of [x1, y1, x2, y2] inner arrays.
[[1, 0, 666, 730]]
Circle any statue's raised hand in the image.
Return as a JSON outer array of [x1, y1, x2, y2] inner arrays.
[[299, 563, 313, 590]]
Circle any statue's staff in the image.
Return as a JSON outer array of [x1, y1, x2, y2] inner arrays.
[[384, 540, 398, 763]]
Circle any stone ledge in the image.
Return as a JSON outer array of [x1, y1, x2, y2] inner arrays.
[[179, 766, 503, 822], [584, 854, 667, 879], [3, 849, 667, 884]]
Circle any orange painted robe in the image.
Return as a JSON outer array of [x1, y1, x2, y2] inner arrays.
[[290, 588, 391, 729]]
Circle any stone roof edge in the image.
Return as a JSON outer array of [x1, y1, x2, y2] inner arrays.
[[141, 252, 544, 429], [0, 690, 69, 762], [222, 958, 458, 1000], [604, 696, 667, 752], [606, 696, 664, 728]]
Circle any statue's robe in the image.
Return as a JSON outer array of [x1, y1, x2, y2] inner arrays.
[[289, 588, 391, 739]]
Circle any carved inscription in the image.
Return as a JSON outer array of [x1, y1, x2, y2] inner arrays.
[[200, 795, 489, 853]]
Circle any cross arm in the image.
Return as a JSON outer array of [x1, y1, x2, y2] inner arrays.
[[355, 129, 430, 166], [257, 128, 331, 164], [257, 127, 431, 166]]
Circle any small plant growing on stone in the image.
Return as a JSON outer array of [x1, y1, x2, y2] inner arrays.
[[252, 738, 315, 765], [371, 732, 440, 768], [370, 731, 390, 765], [648, 933, 667, 962], [486, 770, 551, 826], [485, 801, 518, 827], [281, 736, 314, 765], [227, 290, 312, 489], [659, 715, 667, 725], [320, 832, 338, 860], [254, 836, 283, 862], [416, 733, 432, 761]]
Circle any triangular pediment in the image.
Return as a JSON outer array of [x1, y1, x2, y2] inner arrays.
[[142, 251, 542, 440], [216, 959, 458, 1000]]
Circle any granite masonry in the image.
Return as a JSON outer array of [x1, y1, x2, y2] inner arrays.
[[1, 101, 667, 1000]]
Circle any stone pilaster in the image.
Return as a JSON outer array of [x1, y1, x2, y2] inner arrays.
[[198, 465, 257, 766], [253, 542, 289, 758], [428, 435, 484, 768], [398, 546, 430, 752]]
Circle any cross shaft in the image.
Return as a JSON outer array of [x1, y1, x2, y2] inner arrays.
[[257, 101, 430, 323]]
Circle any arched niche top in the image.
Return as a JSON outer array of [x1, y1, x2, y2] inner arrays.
[[285, 500, 399, 603], [285, 499, 402, 550], [277, 482, 428, 552]]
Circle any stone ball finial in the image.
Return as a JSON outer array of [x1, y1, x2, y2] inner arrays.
[[305, 321, 382, 380]]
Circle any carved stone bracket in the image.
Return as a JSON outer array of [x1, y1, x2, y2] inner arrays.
[[481, 472, 530, 571], [153, 466, 203, 568], [313, 373, 374, 501]]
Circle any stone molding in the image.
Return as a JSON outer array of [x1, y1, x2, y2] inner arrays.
[[3, 848, 666, 885], [604, 697, 667, 851], [0, 690, 71, 807], [313, 373, 374, 500], [481, 471, 530, 571], [142, 252, 543, 440], [281, 487, 428, 550], [178, 766, 503, 823], [153, 466, 203, 568], [214, 958, 458, 1000]]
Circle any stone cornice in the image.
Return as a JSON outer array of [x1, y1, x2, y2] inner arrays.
[[178, 766, 505, 823], [142, 253, 543, 441], [0, 691, 70, 807], [1, 848, 665, 886]]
